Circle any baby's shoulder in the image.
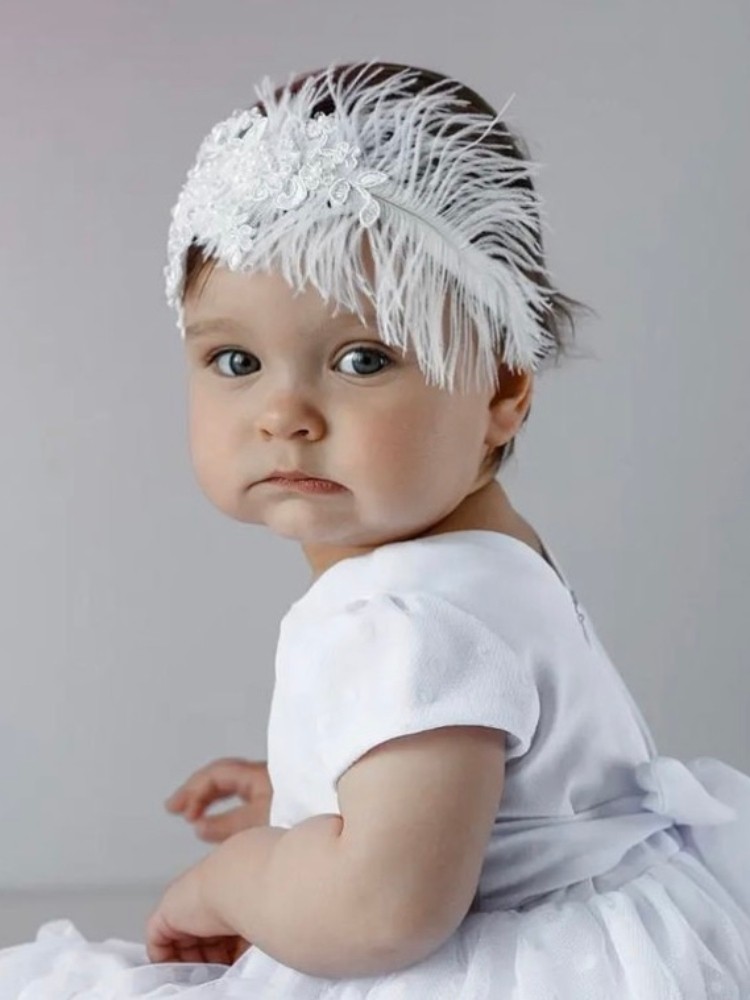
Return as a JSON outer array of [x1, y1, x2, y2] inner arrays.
[[293, 533, 566, 616]]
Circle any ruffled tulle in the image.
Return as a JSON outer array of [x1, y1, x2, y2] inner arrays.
[[2, 755, 750, 999]]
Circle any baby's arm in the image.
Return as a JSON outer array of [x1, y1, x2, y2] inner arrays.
[[198, 593, 519, 975], [200, 725, 503, 976], [199, 812, 435, 977]]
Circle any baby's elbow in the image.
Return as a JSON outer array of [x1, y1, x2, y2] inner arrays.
[[311, 845, 466, 976], [371, 910, 460, 975], [312, 906, 452, 979], [283, 881, 450, 978], [377, 894, 469, 972], [351, 882, 465, 977], [268, 815, 459, 978]]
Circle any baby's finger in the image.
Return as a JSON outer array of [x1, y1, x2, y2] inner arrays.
[[194, 805, 254, 843], [164, 758, 259, 822], [164, 788, 188, 812], [186, 761, 257, 813], [164, 787, 208, 821], [164, 788, 204, 819], [232, 938, 253, 962]]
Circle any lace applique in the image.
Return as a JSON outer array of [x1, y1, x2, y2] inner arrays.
[[164, 106, 389, 304]]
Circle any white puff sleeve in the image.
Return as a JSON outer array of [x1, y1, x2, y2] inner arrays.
[[309, 591, 541, 792]]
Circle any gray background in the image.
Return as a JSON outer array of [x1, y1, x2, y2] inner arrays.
[[1, 0, 748, 947]]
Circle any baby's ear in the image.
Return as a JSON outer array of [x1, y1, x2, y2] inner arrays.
[[487, 365, 533, 434]]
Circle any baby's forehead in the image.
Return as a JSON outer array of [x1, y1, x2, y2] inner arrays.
[[187, 262, 375, 319], [182, 261, 444, 363], [183, 299, 395, 354]]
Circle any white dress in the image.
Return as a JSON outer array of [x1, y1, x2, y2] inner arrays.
[[2, 530, 750, 998]]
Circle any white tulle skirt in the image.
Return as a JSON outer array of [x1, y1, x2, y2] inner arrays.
[[2, 756, 750, 999]]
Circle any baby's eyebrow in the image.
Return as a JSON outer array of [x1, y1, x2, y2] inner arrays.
[[184, 312, 376, 342], [184, 318, 245, 341]]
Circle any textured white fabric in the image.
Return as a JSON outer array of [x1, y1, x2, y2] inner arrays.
[[2, 531, 749, 998], [276, 589, 541, 792]]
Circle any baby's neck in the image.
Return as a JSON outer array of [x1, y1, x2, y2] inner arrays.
[[304, 481, 544, 585], [417, 480, 543, 555]]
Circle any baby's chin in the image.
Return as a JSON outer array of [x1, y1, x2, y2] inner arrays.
[[214, 490, 414, 548], [264, 518, 397, 550]]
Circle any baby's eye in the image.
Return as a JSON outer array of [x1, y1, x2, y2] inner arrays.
[[206, 349, 258, 378], [335, 346, 392, 377], [205, 346, 392, 379]]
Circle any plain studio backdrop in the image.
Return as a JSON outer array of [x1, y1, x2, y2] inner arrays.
[[0, 0, 748, 948]]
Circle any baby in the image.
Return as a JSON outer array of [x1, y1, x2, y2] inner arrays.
[[1, 58, 749, 1000]]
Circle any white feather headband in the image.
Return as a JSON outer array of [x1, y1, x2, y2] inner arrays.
[[164, 60, 557, 392]]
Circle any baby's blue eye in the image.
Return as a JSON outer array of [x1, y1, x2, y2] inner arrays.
[[208, 350, 258, 378], [336, 347, 392, 377], [206, 346, 392, 378]]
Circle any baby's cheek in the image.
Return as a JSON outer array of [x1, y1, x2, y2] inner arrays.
[[188, 425, 239, 512], [372, 422, 437, 488]]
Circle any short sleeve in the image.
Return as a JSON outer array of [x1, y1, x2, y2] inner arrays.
[[310, 591, 541, 791]]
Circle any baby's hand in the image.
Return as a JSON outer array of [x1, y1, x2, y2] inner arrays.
[[164, 757, 273, 843]]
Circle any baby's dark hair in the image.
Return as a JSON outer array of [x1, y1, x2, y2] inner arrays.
[[182, 61, 595, 475]]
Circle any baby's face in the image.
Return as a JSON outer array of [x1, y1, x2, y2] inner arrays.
[[182, 260, 508, 569]]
